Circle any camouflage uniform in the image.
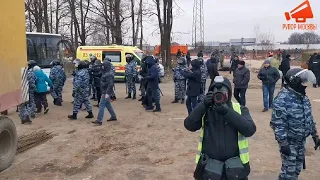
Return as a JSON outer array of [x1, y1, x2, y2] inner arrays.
[[125, 60, 137, 95], [270, 88, 318, 180], [198, 58, 208, 103], [139, 59, 148, 99], [50, 65, 66, 103], [88, 64, 96, 99], [72, 69, 92, 114], [173, 64, 187, 101], [18, 68, 36, 121]]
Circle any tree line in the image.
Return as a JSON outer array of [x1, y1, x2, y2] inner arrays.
[[287, 32, 320, 44], [25, 0, 174, 68]]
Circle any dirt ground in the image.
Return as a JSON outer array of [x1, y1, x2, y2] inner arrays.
[[1, 61, 320, 180]]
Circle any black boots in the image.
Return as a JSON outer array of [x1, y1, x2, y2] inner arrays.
[[54, 99, 62, 106], [44, 107, 49, 114], [85, 111, 94, 119], [153, 108, 161, 112], [172, 98, 184, 104], [172, 99, 179, 103], [21, 116, 32, 124], [68, 112, 93, 120], [132, 93, 136, 100], [68, 113, 77, 120], [125, 93, 131, 99]]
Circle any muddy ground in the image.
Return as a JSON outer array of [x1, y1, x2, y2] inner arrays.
[[1, 60, 320, 180]]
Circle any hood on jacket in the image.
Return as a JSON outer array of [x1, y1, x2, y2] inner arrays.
[[209, 76, 233, 104], [191, 59, 201, 70], [102, 60, 112, 73], [33, 66, 41, 72], [145, 56, 156, 68]]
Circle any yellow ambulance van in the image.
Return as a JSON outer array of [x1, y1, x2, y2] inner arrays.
[[76, 45, 145, 81]]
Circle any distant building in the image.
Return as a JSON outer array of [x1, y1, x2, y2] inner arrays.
[[230, 38, 256, 46]]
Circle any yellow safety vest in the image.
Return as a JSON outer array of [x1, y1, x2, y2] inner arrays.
[[195, 102, 249, 164]]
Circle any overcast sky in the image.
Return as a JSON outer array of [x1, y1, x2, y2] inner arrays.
[[143, 0, 320, 45]]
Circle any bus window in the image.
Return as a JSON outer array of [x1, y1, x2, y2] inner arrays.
[[125, 53, 141, 65], [102, 51, 121, 62]]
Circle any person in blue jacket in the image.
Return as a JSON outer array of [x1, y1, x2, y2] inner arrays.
[[33, 66, 53, 114], [143, 56, 161, 112]]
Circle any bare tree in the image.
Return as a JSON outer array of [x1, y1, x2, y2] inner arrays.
[[139, 0, 143, 49], [253, 24, 260, 58], [259, 30, 275, 52], [130, 0, 136, 45], [25, 0, 44, 32], [288, 32, 320, 44], [155, 0, 173, 69], [42, 0, 50, 32]]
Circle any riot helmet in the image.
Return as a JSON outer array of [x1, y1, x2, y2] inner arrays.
[[126, 54, 133, 62], [104, 57, 112, 62], [94, 59, 102, 65], [50, 60, 61, 66], [77, 61, 87, 69], [90, 55, 97, 63], [28, 60, 37, 69], [73, 59, 80, 67], [284, 68, 316, 95], [177, 57, 186, 65]]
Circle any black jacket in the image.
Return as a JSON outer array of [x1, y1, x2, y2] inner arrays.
[[181, 60, 201, 96], [233, 66, 250, 89], [207, 59, 219, 80], [257, 66, 280, 85], [308, 55, 316, 70], [185, 77, 256, 176], [231, 59, 239, 70], [184, 103, 256, 158], [279, 57, 290, 76], [92, 64, 102, 87], [184, 89, 256, 176]]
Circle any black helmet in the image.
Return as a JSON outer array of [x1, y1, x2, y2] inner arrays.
[[95, 60, 102, 65], [50, 60, 61, 66], [77, 61, 87, 69], [104, 57, 111, 62], [83, 60, 90, 68], [177, 57, 186, 65], [284, 68, 317, 90], [90, 55, 97, 62], [28, 60, 37, 69]]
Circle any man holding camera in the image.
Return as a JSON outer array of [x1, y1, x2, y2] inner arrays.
[[184, 76, 256, 180]]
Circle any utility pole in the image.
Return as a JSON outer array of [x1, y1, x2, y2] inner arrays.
[[192, 0, 204, 50]]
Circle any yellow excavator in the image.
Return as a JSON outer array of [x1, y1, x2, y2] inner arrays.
[[0, 0, 28, 171]]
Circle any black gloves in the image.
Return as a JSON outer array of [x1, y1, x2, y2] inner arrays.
[[132, 77, 136, 82], [280, 145, 291, 156], [72, 92, 75, 97], [313, 136, 320, 150], [203, 92, 214, 108], [213, 103, 229, 115]]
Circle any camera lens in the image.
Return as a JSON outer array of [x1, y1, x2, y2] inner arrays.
[[214, 92, 224, 103]]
